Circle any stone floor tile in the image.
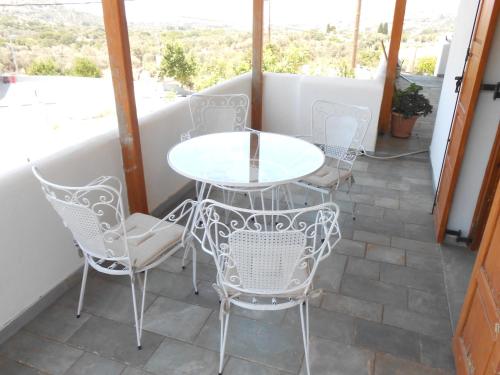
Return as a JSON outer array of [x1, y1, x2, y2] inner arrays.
[[365, 244, 405, 265], [374, 196, 399, 209], [353, 230, 390, 246], [441, 244, 476, 294], [145, 338, 220, 375], [374, 353, 452, 375], [447, 290, 467, 332], [419, 335, 455, 370], [67, 316, 163, 367], [142, 296, 212, 342], [354, 203, 384, 218], [66, 352, 125, 375], [157, 255, 189, 274], [346, 257, 380, 280], [383, 208, 433, 227], [383, 306, 452, 339], [300, 336, 374, 375], [24, 304, 91, 343], [0, 331, 83, 375], [178, 261, 217, 283], [121, 367, 154, 375], [223, 357, 284, 375], [380, 263, 445, 294], [391, 237, 439, 255], [283, 306, 354, 345], [335, 239, 366, 257], [354, 319, 420, 362], [341, 274, 407, 307], [59, 275, 157, 325], [181, 280, 222, 311], [195, 313, 304, 373], [404, 223, 436, 243], [146, 268, 196, 301], [231, 306, 287, 324], [0, 355, 42, 374], [321, 292, 382, 322], [408, 289, 449, 319], [313, 253, 347, 292], [405, 251, 442, 273]]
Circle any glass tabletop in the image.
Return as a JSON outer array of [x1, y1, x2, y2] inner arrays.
[[167, 131, 325, 187]]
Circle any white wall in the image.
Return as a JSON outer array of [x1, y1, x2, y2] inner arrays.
[[261, 69, 385, 152], [447, 19, 500, 235], [429, 0, 480, 187]]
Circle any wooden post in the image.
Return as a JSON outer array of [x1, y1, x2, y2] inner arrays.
[[252, 0, 264, 131], [378, 0, 407, 134], [102, 0, 148, 213], [351, 0, 362, 69]]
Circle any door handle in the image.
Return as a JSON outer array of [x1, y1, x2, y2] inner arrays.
[[455, 76, 463, 93]]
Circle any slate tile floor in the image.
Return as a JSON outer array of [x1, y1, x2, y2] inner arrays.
[[0, 76, 476, 374]]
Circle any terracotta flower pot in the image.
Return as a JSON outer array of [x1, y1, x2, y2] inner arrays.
[[391, 113, 419, 138]]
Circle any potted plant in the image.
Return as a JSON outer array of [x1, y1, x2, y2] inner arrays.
[[391, 83, 433, 138]]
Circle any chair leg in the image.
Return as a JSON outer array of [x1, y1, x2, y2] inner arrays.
[[347, 176, 356, 221], [130, 273, 146, 350], [218, 309, 231, 374], [299, 299, 311, 375], [284, 185, 295, 209], [192, 243, 198, 294], [76, 258, 89, 318]]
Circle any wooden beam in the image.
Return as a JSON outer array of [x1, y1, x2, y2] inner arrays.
[[102, 0, 148, 214], [351, 0, 362, 69], [252, 0, 264, 131], [378, 0, 407, 134]]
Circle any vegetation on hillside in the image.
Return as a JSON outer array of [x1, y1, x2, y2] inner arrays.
[[0, 5, 454, 91]]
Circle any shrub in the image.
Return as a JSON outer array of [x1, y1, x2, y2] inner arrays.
[[415, 56, 436, 75], [27, 58, 62, 76], [70, 57, 101, 78]]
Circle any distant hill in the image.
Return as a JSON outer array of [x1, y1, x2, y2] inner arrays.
[[0, 1, 101, 26]]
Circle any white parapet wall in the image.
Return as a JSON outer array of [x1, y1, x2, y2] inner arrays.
[[261, 69, 386, 152]]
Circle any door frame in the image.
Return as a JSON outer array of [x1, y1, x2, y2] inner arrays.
[[433, 0, 499, 242], [469, 123, 500, 250]]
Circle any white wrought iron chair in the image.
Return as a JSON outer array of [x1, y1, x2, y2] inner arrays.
[[295, 100, 371, 218], [32, 167, 195, 349], [196, 199, 341, 375], [182, 93, 250, 141]]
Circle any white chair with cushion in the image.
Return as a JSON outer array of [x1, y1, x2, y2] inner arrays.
[[196, 199, 341, 375], [32, 167, 195, 349], [295, 100, 371, 217]]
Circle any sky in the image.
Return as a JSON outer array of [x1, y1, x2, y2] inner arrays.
[[62, 0, 461, 30]]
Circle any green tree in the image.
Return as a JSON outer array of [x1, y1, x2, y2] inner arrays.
[[70, 57, 101, 77], [159, 42, 197, 89], [27, 58, 62, 76], [415, 56, 436, 75], [335, 59, 355, 78]]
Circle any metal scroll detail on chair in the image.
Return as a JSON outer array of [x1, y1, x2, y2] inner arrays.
[[182, 94, 250, 141], [196, 199, 341, 375], [32, 167, 195, 349]]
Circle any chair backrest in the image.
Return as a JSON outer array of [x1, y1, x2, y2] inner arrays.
[[197, 199, 341, 297], [183, 94, 250, 141], [311, 100, 371, 170], [32, 167, 129, 260]]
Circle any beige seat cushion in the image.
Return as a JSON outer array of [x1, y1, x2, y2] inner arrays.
[[302, 163, 351, 188], [107, 213, 185, 269], [223, 263, 309, 298]]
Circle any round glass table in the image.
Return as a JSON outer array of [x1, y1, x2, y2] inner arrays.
[[167, 131, 325, 188]]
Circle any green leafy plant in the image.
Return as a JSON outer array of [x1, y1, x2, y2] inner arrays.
[[414, 56, 436, 75], [392, 83, 433, 119], [70, 57, 101, 78], [27, 58, 62, 75], [159, 42, 197, 89]]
